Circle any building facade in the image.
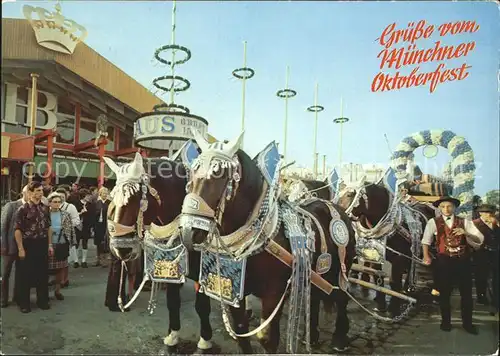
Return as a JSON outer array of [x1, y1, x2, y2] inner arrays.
[[1, 5, 215, 201]]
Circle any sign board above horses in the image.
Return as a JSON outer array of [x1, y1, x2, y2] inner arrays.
[[134, 111, 209, 150]]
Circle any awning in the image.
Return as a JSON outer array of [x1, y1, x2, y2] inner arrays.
[[1, 134, 35, 161]]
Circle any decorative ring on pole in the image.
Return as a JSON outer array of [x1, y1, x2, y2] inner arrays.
[[391, 129, 476, 217], [232, 67, 255, 80], [276, 89, 297, 98], [152, 75, 191, 93], [153, 103, 190, 114], [333, 117, 349, 124], [307, 105, 325, 113], [154, 44, 192, 66], [134, 1, 210, 151]]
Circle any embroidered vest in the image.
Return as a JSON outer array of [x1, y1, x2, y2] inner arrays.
[[435, 215, 468, 257], [473, 219, 499, 251]]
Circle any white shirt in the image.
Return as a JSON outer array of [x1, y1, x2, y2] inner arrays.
[[61, 202, 81, 229], [421, 214, 484, 246]]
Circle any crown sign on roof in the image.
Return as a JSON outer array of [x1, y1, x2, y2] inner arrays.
[[23, 2, 88, 55]]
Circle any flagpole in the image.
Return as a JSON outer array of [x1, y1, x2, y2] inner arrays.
[[276, 66, 297, 164], [307, 82, 324, 178], [232, 41, 254, 149], [333, 97, 349, 179]]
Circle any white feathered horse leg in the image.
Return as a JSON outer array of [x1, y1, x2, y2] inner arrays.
[[197, 336, 213, 350], [163, 330, 180, 347]]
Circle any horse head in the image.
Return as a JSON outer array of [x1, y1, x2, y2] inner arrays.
[[179, 130, 264, 251], [337, 178, 390, 225], [337, 177, 369, 219], [103, 152, 162, 261]]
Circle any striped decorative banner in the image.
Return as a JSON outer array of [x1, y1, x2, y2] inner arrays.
[[391, 129, 475, 217]]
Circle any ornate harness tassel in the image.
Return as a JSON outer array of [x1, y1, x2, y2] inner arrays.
[[282, 202, 312, 353]]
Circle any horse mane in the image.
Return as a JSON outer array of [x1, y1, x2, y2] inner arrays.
[[301, 179, 331, 200], [149, 158, 188, 222], [221, 149, 265, 233], [147, 157, 187, 179], [301, 179, 327, 191], [363, 183, 391, 224], [236, 149, 264, 202]]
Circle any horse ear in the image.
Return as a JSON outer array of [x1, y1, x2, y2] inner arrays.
[[190, 128, 210, 152], [226, 131, 244, 157], [103, 156, 119, 174], [130, 152, 144, 177], [133, 152, 143, 166]]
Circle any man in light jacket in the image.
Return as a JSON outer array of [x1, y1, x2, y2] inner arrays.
[[1, 186, 28, 307]]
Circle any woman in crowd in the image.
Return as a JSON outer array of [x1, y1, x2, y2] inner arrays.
[[93, 187, 110, 267], [47, 192, 75, 300], [71, 189, 95, 268]]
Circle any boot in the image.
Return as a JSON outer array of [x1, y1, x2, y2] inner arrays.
[[462, 323, 478, 335], [476, 294, 488, 305]]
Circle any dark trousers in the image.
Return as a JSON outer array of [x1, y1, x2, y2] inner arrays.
[[75, 228, 89, 249], [1, 255, 19, 304], [474, 249, 499, 308], [104, 253, 127, 309], [17, 239, 49, 308], [436, 254, 474, 326]]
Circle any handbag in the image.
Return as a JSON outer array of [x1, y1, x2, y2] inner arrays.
[[54, 229, 70, 261]]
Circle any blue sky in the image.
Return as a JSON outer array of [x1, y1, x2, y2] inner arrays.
[[3, 1, 499, 195]]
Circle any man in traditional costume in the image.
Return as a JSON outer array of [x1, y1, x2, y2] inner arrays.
[[472, 204, 499, 312], [421, 196, 483, 334]]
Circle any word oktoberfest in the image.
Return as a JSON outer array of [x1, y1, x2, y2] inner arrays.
[[372, 20, 479, 93]]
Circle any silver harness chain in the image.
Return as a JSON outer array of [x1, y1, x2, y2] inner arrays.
[[109, 166, 185, 314]]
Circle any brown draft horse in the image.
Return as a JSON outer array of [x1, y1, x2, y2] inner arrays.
[[179, 134, 357, 354], [338, 182, 436, 316], [103, 152, 215, 351]]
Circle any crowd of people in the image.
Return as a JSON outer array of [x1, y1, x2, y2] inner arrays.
[[0, 180, 140, 313]]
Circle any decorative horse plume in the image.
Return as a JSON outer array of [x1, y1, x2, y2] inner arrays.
[[190, 128, 244, 159], [103, 152, 144, 184], [103, 152, 145, 207]]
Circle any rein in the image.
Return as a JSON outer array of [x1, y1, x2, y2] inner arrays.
[[107, 174, 166, 312], [182, 152, 282, 260]]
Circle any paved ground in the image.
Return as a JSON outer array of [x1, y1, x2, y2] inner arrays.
[[1, 245, 498, 355]]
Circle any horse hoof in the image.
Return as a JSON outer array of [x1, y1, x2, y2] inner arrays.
[[332, 342, 350, 353], [332, 334, 349, 353], [163, 331, 180, 347], [166, 345, 178, 355], [197, 337, 213, 351]]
